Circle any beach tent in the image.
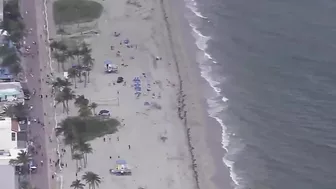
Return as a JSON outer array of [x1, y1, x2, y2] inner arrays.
[[116, 159, 127, 165], [110, 159, 131, 175], [104, 60, 118, 73]]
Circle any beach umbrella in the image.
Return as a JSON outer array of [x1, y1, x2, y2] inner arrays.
[[116, 159, 127, 165], [124, 39, 129, 44], [104, 60, 112, 65]]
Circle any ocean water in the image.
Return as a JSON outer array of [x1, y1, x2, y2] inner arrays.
[[182, 0, 336, 188]]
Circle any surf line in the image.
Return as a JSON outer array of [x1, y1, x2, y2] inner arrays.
[[159, 1, 201, 189]]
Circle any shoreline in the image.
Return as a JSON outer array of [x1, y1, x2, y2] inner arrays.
[[162, 0, 234, 188]]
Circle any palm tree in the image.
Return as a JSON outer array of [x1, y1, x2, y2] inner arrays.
[[70, 179, 85, 189], [72, 153, 83, 171], [73, 140, 93, 167], [71, 47, 82, 65], [62, 87, 76, 114], [55, 91, 66, 113], [89, 102, 98, 115], [82, 54, 94, 85], [4, 103, 28, 118], [9, 150, 31, 175], [68, 67, 78, 88], [80, 42, 92, 55], [56, 119, 78, 153], [82, 171, 101, 189], [50, 40, 68, 52], [53, 52, 67, 71], [78, 105, 92, 117], [74, 95, 89, 108], [80, 142, 93, 167], [52, 77, 72, 91]]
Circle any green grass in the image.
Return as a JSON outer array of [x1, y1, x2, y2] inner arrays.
[[60, 116, 120, 143], [53, 0, 103, 25]]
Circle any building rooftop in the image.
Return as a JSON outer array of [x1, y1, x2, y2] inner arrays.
[[0, 82, 24, 106], [0, 165, 16, 189], [0, 148, 27, 165]]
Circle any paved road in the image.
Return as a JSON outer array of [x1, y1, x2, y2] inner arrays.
[[20, 0, 57, 188]]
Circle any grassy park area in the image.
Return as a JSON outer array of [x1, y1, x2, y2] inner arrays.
[[53, 0, 103, 25]]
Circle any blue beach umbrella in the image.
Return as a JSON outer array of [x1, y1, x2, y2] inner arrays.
[[116, 159, 127, 165], [104, 60, 112, 65]]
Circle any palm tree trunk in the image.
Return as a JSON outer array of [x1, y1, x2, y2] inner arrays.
[[65, 101, 70, 115], [61, 62, 65, 71], [84, 72, 87, 88], [57, 61, 60, 72], [88, 71, 90, 83], [78, 72, 83, 82], [83, 153, 87, 168], [77, 56, 80, 65], [62, 102, 66, 113], [74, 77, 77, 88]]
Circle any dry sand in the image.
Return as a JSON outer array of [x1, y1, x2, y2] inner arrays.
[[44, 0, 220, 189]]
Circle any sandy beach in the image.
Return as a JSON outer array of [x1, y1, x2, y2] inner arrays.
[[44, 0, 220, 188]]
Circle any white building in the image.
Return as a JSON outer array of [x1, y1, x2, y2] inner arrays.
[[0, 116, 26, 163], [0, 117, 26, 189]]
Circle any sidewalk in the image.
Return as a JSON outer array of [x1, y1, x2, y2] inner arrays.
[[33, 0, 60, 189]]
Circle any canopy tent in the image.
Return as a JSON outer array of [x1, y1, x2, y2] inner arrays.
[[104, 60, 118, 73], [110, 159, 131, 175], [116, 159, 127, 165]]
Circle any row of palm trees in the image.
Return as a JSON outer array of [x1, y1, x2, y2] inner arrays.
[[50, 35, 104, 189], [50, 40, 95, 88], [71, 171, 101, 189]]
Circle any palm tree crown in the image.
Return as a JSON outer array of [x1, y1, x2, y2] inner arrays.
[[70, 179, 85, 189], [82, 171, 101, 189]]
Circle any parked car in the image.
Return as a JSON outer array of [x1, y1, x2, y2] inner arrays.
[[98, 110, 110, 116]]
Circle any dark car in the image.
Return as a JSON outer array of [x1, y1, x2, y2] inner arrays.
[[98, 110, 110, 117], [21, 83, 31, 100]]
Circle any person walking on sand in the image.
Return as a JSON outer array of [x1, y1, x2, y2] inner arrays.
[[128, 145, 131, 149]]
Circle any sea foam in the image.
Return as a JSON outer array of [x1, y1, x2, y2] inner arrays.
[[184, 0, 242, 187]]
